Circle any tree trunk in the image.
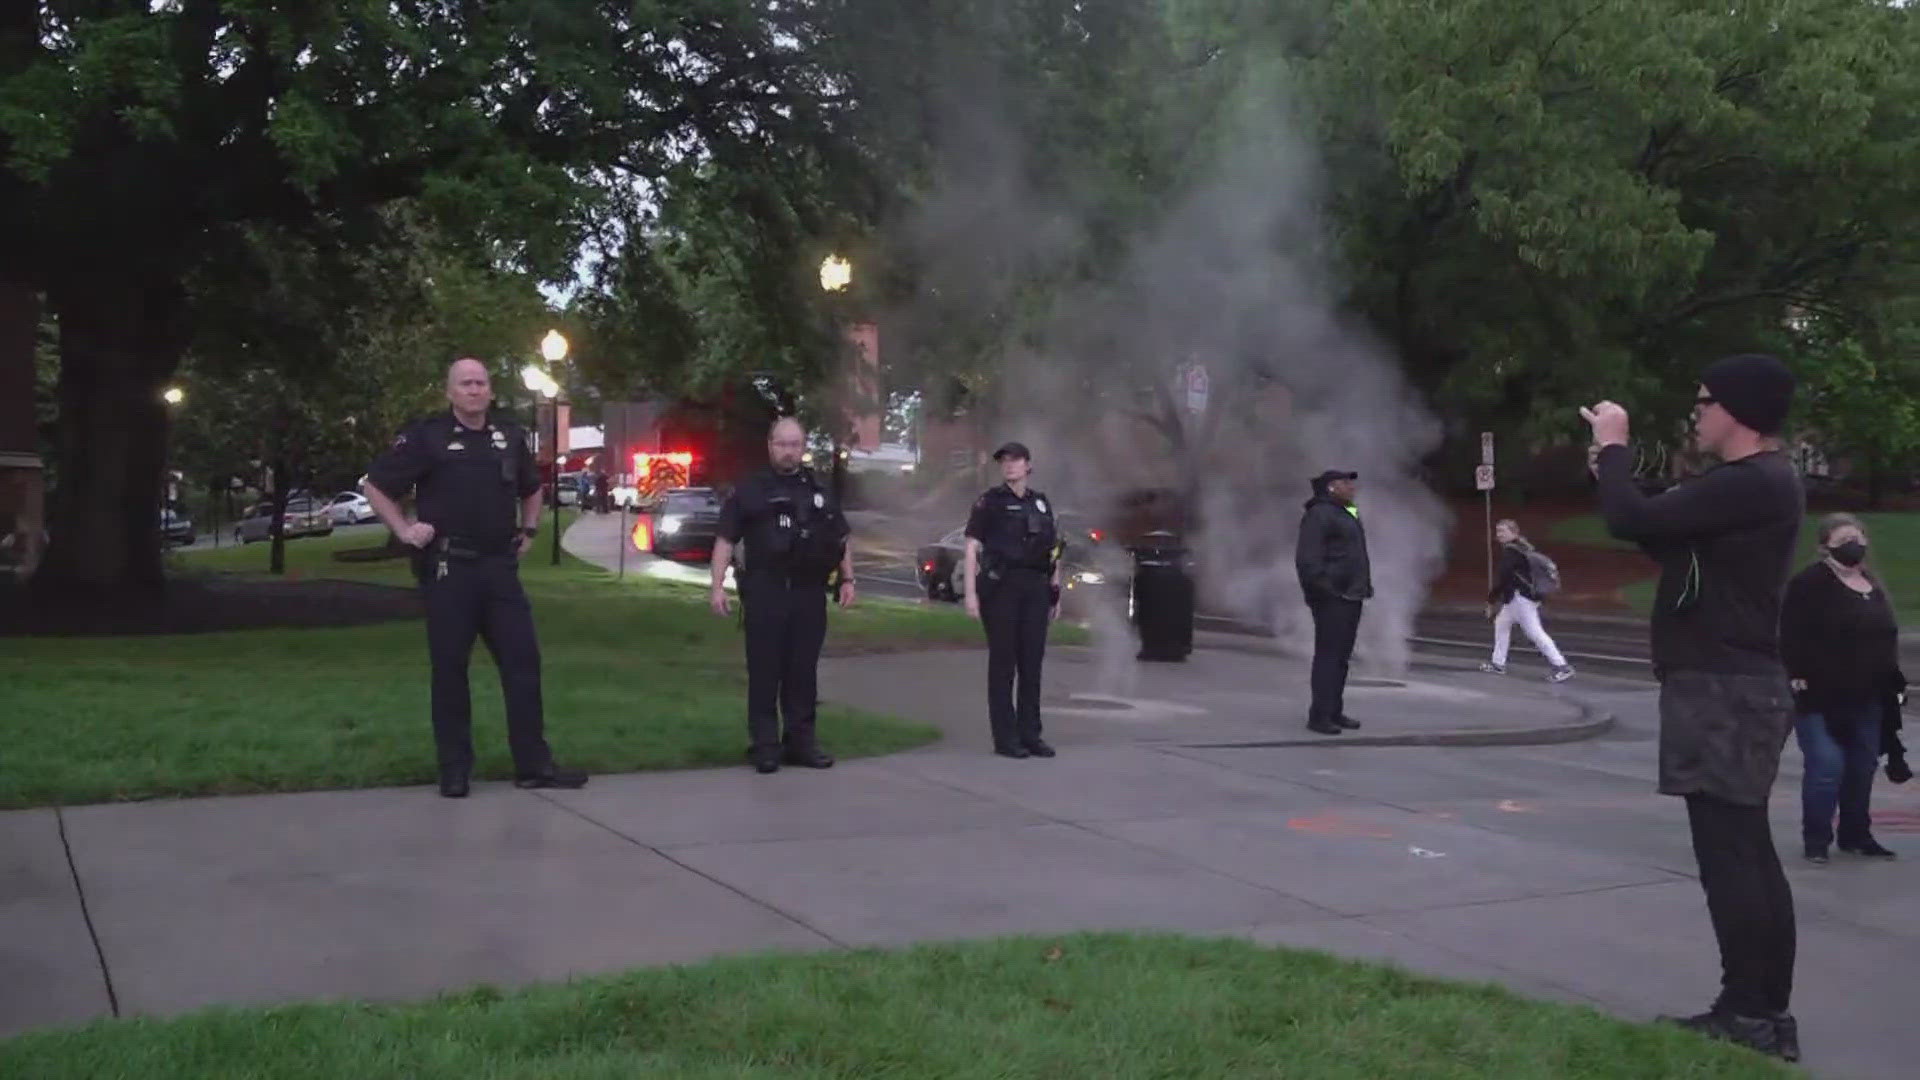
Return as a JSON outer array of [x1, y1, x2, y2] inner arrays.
[[32, 275, 188, 601]]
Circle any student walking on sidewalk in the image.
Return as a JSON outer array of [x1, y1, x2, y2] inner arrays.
[[1481, 519, 1574, 683]]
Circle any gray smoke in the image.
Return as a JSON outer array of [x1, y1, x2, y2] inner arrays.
[[888, 51, 1451, 681]]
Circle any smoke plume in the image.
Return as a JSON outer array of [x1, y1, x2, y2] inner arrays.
[[888, 43, 1452, 680]]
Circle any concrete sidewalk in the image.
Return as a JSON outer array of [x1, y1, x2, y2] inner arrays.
[[8, 687, 1916, 1079]]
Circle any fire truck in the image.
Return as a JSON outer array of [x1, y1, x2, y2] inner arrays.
[[611, 450, 696, 510]]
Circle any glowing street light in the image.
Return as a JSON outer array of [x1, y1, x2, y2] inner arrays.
[[161, 386, 185, 406], [520, 364, 558, 399], [819, 254, 852, 293], [540, 329, 569, 363]]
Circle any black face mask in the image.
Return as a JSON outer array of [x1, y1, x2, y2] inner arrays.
[[1830, 541, 1868, 568]]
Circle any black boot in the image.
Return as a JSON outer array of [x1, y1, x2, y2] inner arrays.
[[514, 764, 588, 790], [1335, 715, 1361, 730], [1772, 1013, 1800, 1063], [1839, 836, 1896, 858], [994, 743, 1031, 759], [438, 771, 470, 799], [1022, 738, 1057, 758], [1306, 717, 1343, 736], [783, 744, 835, 769], [1660, 1009, 1783, 1058]]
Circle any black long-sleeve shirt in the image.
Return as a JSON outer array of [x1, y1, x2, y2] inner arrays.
[[1780, 562, 1901, 710], [1489, 543, 1535, 604], [1594, 444, 1804, 675]]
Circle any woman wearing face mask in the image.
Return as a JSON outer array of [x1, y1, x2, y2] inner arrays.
[[1781, 514, 1905, 863], [1480, 520, 1575, 683]]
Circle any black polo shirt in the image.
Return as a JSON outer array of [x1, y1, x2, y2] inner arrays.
[[366, 410, 539, 551]]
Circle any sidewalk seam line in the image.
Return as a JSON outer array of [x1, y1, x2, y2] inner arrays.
[[55, 807, 121, 1018], [531, 792, 850, 950]]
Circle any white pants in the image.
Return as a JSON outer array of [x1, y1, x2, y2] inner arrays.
[[1492, 596, 1567, 668]]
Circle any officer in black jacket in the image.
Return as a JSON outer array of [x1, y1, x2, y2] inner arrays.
[[362, 358, 587, 798], [710, 417, 856, 774], [1296, 469, 1372, 736], [964, 442, 1062, 759]]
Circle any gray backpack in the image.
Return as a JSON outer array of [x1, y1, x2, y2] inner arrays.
[[1523, 547, 1562, 597]]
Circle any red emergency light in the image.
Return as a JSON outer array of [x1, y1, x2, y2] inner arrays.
[[632, 519, 651, 551]]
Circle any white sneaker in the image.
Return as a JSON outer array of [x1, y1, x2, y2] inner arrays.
[[1480, 662, 1507, 675], [1549, 666, 1575, 683]]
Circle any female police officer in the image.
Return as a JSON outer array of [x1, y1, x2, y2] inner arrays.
[[963, 442, 1063, 759]]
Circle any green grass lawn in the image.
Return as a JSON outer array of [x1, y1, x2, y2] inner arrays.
[[0, 519, 1005, 809], [0, 933, 1787, 1079], [1551, 511, 1920, 620]]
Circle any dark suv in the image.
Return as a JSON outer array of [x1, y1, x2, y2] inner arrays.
[[644, 487, 723, 562]]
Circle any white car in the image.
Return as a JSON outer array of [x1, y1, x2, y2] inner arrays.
[[233, 497, 334, 544], [325, 491, 378, 526]]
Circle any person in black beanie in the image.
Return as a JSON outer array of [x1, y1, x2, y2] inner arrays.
[[1581, 353, 1805, 1062]]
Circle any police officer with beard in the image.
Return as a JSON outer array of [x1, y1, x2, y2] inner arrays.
[[964, 442, 1062, 759], [362, 358, 588, 798], [710, 418, 856, 774]]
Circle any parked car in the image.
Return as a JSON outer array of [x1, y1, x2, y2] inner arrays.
[[637, 487, 723, 562], [324, 491, 378, 526], [160, 507, 195, 547], [914, 511, 1113, 603], [232, 497, 335, 544]]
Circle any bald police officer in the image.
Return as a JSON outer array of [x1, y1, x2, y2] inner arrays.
[[362, 358, 588, 798], [964, 442, 1062, 759], [710, 417, 856, 774]]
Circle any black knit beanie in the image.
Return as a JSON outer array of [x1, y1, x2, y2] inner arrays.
[[1700, 353, 1795, 436]]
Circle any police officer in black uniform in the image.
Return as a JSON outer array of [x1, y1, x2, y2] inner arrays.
[[964, 442, 1063, 759], [362, 358, 588, 798], [710, 417, 856, 774]]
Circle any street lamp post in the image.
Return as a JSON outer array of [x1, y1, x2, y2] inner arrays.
[[160, 385, 184, 541], [818, 256, 856, 492], [531, 330, 569, 566]]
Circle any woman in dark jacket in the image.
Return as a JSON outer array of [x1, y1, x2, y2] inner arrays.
[[1781, 513, 1904, 863]]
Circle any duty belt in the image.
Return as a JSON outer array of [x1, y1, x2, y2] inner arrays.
[[419, 534, 510, 582]]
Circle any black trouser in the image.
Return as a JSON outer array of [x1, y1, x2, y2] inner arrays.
[[741, 574, 829, 756], [982, 568, 1052, 749], [1307, 596, 1363, 722], [424, 553, 552, 778], [1686, 793, 1796, 1017]]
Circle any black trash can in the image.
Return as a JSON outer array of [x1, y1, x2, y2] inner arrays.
[[1130, 531, 1194, 662]]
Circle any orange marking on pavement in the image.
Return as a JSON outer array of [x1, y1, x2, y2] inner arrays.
[[1287, 813, 1394, 839], [1871, 807, 1920, 834]]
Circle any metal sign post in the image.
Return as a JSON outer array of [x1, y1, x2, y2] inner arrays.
[[617, 499, 628, 581], [1475, 460, 1496, 590]]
